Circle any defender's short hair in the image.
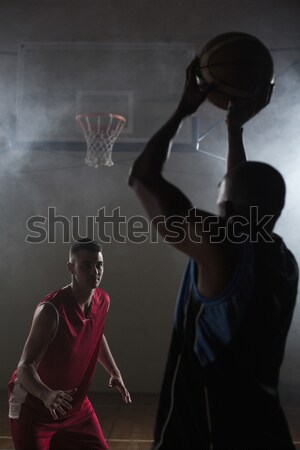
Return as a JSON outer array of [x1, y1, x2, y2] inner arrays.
[[69, 238, 102, 259], [225, 161, 285, 218]]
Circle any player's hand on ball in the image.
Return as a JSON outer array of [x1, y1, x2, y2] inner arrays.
[[249, 81, 274, 119], [109, 373, 132, 404], [41, 388, 76, 420], [177, 57, 213, 116], [226, 81, 274, 128]]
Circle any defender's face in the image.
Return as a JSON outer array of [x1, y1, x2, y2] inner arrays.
[[68, 250, 104, 290]]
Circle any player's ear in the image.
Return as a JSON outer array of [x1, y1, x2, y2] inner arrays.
[[67, 261, 75, 274]]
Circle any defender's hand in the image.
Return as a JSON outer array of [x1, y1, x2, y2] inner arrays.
[[41, 388, 76, 420], [109, 373, 132, 404]]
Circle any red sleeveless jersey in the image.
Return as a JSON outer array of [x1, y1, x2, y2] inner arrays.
[[9, 285, 110, 420]]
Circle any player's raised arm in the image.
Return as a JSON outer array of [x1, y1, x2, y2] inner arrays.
[[129, 58, 211, 188], [226, 102, 247, 172], [129, 59, 216, 262], [226, 82, 274, 173]]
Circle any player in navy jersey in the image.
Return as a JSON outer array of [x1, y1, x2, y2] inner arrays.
[[9, 238, 131, 450], [129, 58, 298, 449]]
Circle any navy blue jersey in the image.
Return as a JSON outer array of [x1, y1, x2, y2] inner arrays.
[[153, 234, 298, 450]]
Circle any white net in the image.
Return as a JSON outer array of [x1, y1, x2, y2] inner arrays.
[[76, 113, 126, 168]]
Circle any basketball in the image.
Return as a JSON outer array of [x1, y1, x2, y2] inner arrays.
[[197, 32, 274, 110]]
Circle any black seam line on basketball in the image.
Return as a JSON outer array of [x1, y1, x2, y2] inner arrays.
[[199, 73, 257, 96], [207, 79, 255, 93]]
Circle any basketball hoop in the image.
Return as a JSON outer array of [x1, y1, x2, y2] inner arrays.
[[76, 113, 126, 168]]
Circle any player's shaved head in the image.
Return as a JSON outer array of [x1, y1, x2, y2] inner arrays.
[[224, 161, 285, 221]]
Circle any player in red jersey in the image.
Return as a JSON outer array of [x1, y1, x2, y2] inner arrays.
[[8, 238, 131, 450]]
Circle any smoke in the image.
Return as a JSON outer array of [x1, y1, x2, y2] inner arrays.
[[0, 135, 32, 177]]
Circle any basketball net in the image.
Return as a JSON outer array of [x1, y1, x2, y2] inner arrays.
[[76, 113, 126, 168]]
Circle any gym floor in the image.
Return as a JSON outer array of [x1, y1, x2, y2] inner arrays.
[[1, 389, 300, 449], [0, 391, 155, 450]]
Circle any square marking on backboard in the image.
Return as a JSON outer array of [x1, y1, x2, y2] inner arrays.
[[16, 42, 195, 144]]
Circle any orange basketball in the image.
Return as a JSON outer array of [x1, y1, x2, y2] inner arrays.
[[197, 32, 274, 110]]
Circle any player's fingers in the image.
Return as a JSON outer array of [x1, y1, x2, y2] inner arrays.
[[109, 378, 131, 403], [60, 400, 72, 410], [65, 388, 77, 394], [118, 386, 128, 403], [111, 378, 123, 391], [198, 81, 213, 97], [254, 81, 274, 111], [50, 408, 58, 420], [109, 375, 120, 386], [186, 57, 202, 85], [116, 383, 130, 403], [56, 405, 66, 416], [125, 390, 132, 404], [63, 389, 77, 401], [186, 57, 199, 75], [109, 379, 118, 388]]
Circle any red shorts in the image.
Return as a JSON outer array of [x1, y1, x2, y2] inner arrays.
[[10, 402, 108, 450]]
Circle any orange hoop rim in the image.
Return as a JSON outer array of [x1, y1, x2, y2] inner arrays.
[[76, 112, 126, 124]]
